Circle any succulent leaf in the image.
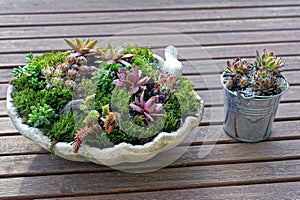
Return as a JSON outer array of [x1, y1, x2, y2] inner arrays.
[[254, 49, 284, 75], [113, 65, 149, 93], [129, 90, 165, 124]]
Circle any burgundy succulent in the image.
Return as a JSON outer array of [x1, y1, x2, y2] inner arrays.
[[252, 69, 276, 95], [130, 90, 165, 124], [114, 65, 150, 93], [225, 57, 251, 77]]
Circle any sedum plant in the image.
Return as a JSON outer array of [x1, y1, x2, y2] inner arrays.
[[27, 103, 58, 128], [222, 49, 287, 97]]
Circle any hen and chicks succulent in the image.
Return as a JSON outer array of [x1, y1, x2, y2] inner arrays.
[[223, 49, 286, 96]]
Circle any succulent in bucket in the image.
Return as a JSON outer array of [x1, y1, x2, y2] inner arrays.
[[224, 57, 251, 90], [225, 57, 251, 77], [222, 49, 287, 97], [252, 69, 275, 95], [253, 49, 284, 75]]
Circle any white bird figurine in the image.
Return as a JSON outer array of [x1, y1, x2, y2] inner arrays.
[[162, 45, 183, 77]]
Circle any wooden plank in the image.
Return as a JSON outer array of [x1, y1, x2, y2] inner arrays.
[[4, 30, 300, 50], [0, 160, 299, 198], [2, 6, 300, 27], [49, 182, 300, 200], [1, 18, 300, 40], [0, 117, 17, 134], [0, 154, 108, 178], [0, 43, 299, 70], [0, 135, 45, 155], [1, 139, 300, 177], [0, 100, 7, 116], [195, 120, 300, 144], [0, 68, 12, 84], [2, 0, 300, 14], [0, 84, 7, 100], [0, 41, 299, 69], [183, 56, 300, 74]]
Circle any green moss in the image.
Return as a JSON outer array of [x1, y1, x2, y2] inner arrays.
[[44, 112, 76, 142], [13, 87, 72, 122], [123, 45, 158, 76], [13, 88, 46, 120], [174, 77, 199, 117], [12, 51, 68, 92], [42, 87, 73, 112], [30, 51, 68, 72], [162, 95, 181, 132]]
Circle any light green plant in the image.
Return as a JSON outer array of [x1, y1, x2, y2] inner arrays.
[[27, 103, 58, 128]]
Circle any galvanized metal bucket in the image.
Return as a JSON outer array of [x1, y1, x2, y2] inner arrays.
[[221, 73, 289, 142]]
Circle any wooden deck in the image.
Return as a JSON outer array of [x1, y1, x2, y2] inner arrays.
[[1, 0, 300, 199]]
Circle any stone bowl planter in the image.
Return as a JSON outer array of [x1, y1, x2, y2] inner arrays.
[[7, 52, 204, 166]]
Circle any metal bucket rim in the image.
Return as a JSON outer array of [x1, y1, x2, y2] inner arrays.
[[220, 72, 289, 101]]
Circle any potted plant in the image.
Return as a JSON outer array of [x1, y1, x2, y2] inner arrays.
[[7, 38, 204, 166], [220, 49, 289, 142]]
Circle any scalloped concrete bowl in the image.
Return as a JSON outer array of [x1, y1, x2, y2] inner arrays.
[[7, 84, 204, 166]]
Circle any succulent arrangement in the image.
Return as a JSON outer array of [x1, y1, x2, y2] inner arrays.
[[222, 49, 286, 97], [10, 38, 200, 154]]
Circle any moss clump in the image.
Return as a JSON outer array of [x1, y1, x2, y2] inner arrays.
[[30, 51, 69, 72], [123, 45, 158, 76], [174, 77, 199, 117], [44, 112, 76, 142]]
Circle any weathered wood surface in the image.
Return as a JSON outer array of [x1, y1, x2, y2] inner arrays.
[[0, 0, 300, 199]]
